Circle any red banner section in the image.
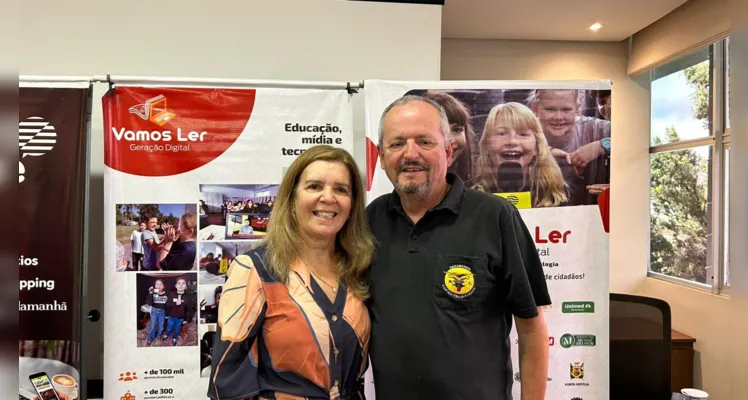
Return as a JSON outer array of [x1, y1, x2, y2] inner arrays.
[[365, 137, 379, 191], [103, 87, 257, 176]]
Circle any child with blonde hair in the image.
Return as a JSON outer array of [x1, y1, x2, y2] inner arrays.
[[471, 102, 568, 207]]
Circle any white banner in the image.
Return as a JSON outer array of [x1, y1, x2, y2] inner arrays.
[[103, 85, 354, 400], [363, 79, 611, 400]]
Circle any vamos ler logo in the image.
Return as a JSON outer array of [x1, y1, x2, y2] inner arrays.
[[112, 94, 208, 152]]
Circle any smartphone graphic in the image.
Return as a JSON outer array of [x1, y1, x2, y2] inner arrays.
[[29, 372, 60, 400]]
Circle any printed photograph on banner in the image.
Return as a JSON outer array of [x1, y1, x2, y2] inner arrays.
[[115, 203, 198, 272], [136, 272, 198, 348], [198, 184, 278, 241], [198, 241, 256, 285], [20, 341, 81, 400], [199, 324, 217, 378], [402, 88, 611, 208], [198, 285, 222, 325]]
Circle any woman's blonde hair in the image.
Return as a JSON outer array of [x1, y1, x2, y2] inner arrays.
[[180, 213, 197, 238], [473, 102, 567, 207], [261, 145, 375, 299]]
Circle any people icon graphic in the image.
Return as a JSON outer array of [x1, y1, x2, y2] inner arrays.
[[118, 372, 137, 381]]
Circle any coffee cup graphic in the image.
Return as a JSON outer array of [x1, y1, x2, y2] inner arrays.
[[52, 374, 78, 399]]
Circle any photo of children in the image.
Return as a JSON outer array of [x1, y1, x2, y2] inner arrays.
[[115, 204, 198, 271], [404, 88, 611, 207], [198, 324, 217, 378], [198, 184, 277, 241], [198, 285, 222, 324], [198, 241, 255, 284], [136, 273, 198, 347]]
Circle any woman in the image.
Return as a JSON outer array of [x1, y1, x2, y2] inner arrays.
[[208, 145, 375, 400], [157, 213, 197, 271], [421, 91, 477, 182], [471, 102, 568, 207]]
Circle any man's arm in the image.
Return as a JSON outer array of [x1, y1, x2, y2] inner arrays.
[[515, 309, 549, 400]]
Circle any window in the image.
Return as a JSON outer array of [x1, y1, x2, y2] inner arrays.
[[648, 38, 730, 294]]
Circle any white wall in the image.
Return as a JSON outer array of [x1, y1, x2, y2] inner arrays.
[[442, 38, 743, 399], [19, 0, 442, 382]]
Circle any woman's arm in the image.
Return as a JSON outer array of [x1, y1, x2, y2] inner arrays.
[[207, 254, 267, 400]]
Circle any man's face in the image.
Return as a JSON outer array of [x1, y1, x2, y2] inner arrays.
[[379, 101, 453, 198], [533, 90, 578, 138]]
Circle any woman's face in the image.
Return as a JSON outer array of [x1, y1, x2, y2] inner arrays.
[[176, 219, 191, 240], [486, 117, 538, 172], [294, 160, 352, 243], [449, 123, 467, 161]]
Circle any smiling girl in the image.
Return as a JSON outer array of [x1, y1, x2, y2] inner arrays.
[[471, 102, 567, 207]]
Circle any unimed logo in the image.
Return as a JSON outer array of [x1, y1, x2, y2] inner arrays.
[[562, 301, 595, 313]]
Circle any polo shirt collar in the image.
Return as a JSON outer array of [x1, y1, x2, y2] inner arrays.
[[388, 172, 465, 215]]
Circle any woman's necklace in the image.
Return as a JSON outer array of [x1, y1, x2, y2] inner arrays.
[[301, 256, 338, 294]]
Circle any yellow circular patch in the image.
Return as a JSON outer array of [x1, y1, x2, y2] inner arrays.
[[443, 266, 475, 298]]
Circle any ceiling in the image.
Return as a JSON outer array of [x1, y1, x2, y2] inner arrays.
[[442, 0, 688, 41]]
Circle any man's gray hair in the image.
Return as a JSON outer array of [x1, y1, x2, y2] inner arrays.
[[377, 94, 451, 149]]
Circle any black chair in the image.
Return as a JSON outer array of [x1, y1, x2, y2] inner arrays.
[[610, 293, 672, 400]]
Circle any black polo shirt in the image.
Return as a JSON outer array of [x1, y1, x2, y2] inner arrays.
[[365, 173, 550, 400]]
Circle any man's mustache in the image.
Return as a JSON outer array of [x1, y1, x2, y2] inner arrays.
[[398, 161, 429, 173]]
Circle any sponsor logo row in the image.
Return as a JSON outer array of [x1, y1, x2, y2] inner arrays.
[[514, 362, 592, 388], [516, 333, 596, 349]]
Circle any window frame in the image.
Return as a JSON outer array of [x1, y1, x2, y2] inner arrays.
[[647, 38, 730, 296]]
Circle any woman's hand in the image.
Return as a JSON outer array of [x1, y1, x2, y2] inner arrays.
[[586, 183, 609, 195], [34, 390, 72, 400]]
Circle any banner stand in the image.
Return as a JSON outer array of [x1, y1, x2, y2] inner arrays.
[[102, 80, 356, 400], [91, 74, 365, 93], [19, 75, 92, 400], [363, 79, 612, 399]]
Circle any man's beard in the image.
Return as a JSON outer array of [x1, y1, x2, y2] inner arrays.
[[395, 160, 431, 197]]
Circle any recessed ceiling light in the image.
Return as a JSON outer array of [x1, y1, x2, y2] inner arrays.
[[589, 23, 603, 31]]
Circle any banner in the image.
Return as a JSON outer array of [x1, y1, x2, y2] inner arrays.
[[103, 84, 354, 400], [19, 82, 91, 400], [363, 79, 611, 400]]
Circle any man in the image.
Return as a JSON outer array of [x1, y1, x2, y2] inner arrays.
[[141, 215, 161, 270], [130, 221, 146, 271], [238, 218, 254, 235], [366, 95, 550, 399]]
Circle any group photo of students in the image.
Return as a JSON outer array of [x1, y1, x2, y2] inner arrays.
[[405, 88, 612, 208]]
